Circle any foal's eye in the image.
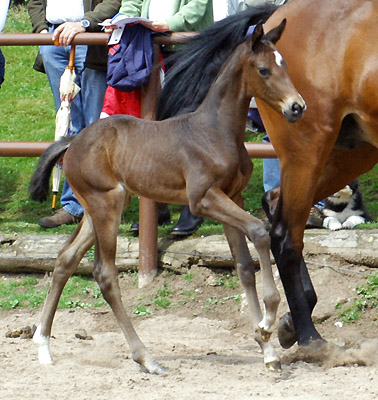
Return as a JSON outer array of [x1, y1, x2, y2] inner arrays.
[[258, 67, 270, 77]]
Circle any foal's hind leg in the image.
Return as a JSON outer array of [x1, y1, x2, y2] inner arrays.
[[223, 223, 281, 371], [34, 215, 95, 364], [88, 191, 165, 374]]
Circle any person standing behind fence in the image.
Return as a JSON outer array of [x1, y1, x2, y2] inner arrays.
[[0, 0, 10, 89], [28, 0, 121, 228], [213, 0, 244, 21], [102, 0, 214, 236]]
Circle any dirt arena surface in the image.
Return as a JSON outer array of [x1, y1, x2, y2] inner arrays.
[[0, 262, 377, 400]]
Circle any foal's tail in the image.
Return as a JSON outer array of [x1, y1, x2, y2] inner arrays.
[[29, 136, 74, 202]]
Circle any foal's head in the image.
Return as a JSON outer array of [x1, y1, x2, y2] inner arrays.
[[244, 20, 306, 122]]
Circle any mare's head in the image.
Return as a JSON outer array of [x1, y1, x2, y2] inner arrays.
[[244, 20, 306, 122]]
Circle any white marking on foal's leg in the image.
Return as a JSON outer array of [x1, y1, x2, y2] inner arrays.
[[260, 340, 281, 368], [258, 309, 275, 336], [33, 324, 52, 364]]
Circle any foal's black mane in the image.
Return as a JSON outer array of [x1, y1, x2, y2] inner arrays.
[[156, 5, 278, 121]]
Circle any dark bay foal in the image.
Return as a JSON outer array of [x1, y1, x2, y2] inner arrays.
[[30, 20, 305, 373]]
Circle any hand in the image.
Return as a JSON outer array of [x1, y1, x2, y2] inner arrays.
[[139, 20, 169, 32], [52, 22, 85, 46], [101, 19, 117, 34]]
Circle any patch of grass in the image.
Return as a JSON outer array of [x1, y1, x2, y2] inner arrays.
[[0, 274, 105, 310], [336, 273, 378, 323], [153, 284, 173, 309], [58, 276, 106, 309], [203, 293, 241, 309], [183, 272, 194, 282], [0, 276, 46, 310], [179, 289, 197, 306], [215, 272, 240, 289], [133, 304, 153, 316]]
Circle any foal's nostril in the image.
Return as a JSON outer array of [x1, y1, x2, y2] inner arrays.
[[291, 102, 302, 115], [283, 101, 305, 122]]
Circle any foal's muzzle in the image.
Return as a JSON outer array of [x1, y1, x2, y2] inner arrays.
[[283, 101, 306, 123]]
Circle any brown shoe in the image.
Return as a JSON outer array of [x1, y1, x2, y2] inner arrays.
[[38, 208, 81, 228]]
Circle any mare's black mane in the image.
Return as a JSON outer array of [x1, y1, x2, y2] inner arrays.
[[156, 5, 278, 121]]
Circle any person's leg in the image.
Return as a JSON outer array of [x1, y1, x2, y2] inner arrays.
[[38, 39, 87, 227], [81, 67, 107, 126], [262, 135, 281, 192], [170, 205, 204, 236], [0, 48, 5, 88], [57, 44, 87, 218], [59, 68, 107, 219], [39, 43, 70, 112]]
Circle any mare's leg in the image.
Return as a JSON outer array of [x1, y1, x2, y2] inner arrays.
[[262, 188, 318, 348], [269, 182, 323, 348], [223, 221, 281, 370], [34, 215, 95, 363], [275, 142, 378, 348], [191, 189, 280, 368], [89, 189, 165, 374]]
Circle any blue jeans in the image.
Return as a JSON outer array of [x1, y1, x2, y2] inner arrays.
[[263, 135, 281, 192], [59, 67, 107, 217], [40, 32, 107, 217]]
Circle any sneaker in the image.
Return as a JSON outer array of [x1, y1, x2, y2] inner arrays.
[[38, 208, 81, 228], [306, 206, 324, 229]]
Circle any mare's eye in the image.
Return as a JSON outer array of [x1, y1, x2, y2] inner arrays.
[[258, 67, 270, 77]]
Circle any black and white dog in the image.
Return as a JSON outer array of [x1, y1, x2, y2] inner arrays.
[[323, 179, 372, 230]]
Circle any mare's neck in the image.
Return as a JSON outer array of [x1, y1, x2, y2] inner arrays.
[[197, 45, 253, 146]]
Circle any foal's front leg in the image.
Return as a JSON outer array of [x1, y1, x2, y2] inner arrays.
[[192, 188, 280, 370], [223, 223, 281, 371]]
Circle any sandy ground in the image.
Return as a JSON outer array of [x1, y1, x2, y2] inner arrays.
[[0, 262, 377, 400]]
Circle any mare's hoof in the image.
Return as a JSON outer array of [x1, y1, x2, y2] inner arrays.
[[278, 312, 297, 349], [265, 359, 282, 372]]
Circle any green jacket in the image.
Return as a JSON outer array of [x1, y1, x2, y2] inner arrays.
[[27, 0, 121, 71], [119, 0, 213, 33]]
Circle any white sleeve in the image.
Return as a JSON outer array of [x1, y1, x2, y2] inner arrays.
[[0, 0, 10, 33]]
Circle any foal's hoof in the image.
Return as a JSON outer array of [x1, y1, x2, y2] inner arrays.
[[278, 312, 297, 349], [140, 357, 167, 375], [265, 359, 282, 372], [150, 362, 168, 375]]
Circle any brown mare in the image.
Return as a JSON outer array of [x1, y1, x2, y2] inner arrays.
[[149, 0, 378, 359], [29, 20, 305, 373], [257, 0, 378, 350]]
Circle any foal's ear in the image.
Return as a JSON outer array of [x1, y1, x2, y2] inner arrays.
[[250, 21, 264, 51], [264, 18, 287, 44]]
